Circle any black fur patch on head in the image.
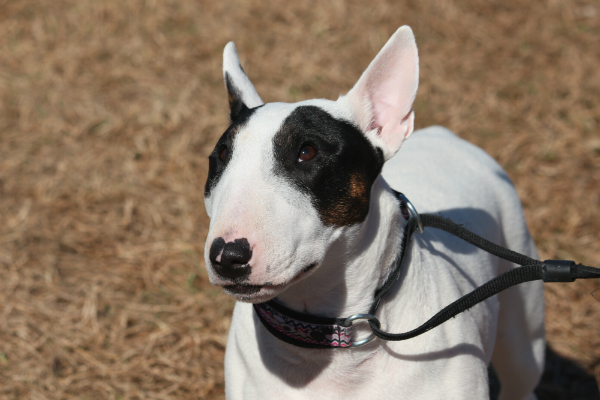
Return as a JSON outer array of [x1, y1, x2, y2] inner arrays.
[[273, 106, 384, 227], [225, 72, 249, 122], [205, 106, 259, 197]]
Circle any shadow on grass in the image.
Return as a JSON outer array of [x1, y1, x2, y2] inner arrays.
[[489, 346, 600, 400]]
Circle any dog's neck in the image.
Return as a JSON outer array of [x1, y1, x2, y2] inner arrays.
[[274, 176, 405, 319]]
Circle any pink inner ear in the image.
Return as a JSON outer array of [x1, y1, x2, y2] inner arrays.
[[378, 110, 414, 152], [347, 26, 419, 158], [367, 48, 418, 138]]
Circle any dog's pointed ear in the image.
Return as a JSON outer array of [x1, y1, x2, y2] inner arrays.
[[344, 26, 419, 160], [223, 42, 264, 121]]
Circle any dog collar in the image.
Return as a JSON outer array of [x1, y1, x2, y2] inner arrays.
[[253, 191, 415, 349], [253, 300, 353, 348]]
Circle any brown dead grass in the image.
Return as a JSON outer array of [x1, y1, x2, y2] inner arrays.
[[0, 0, 598, 398]]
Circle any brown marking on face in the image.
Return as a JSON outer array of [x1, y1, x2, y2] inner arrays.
[[349, 173, 367, 200], [320, 173, 370, 226]]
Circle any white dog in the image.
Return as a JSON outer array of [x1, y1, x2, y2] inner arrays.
[[203, 26, 545, 400]]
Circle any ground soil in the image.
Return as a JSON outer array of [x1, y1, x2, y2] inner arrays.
[[0, 0, 598, 399]]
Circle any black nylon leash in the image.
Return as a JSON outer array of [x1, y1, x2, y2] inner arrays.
[[368, 203, 600, 342]]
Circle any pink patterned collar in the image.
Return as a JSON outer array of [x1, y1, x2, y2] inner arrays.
[[253, 301, 353, 348]]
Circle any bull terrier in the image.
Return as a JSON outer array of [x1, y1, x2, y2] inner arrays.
[[203, 26, 545, 400]]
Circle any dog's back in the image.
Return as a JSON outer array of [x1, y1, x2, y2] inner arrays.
[[384, 125, 545, 400]]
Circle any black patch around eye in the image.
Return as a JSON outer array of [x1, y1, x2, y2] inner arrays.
[[205, 105, 261, 197], [272, 106, 384, 227]]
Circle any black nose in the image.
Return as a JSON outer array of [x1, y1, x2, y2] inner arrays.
[[209, 237, 252, 282]]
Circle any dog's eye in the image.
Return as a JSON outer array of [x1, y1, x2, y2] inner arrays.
[[219, 146, 229, 162], [297, 145, 317, 162]]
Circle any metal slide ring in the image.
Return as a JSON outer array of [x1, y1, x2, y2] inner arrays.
[[344, 314, 381, 347], [399, 193, 424, 234]]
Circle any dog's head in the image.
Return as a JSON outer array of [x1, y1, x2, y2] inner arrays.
[[204, 26, 419, 302]]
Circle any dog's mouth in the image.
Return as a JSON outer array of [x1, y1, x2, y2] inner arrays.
[[221, 262, 318, 302], [221, 283, 284, 302], [223, 284, 264, 295]]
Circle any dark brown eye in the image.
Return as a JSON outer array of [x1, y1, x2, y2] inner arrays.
[[297, 144, 317, 162], [219, 146, 229, 162]]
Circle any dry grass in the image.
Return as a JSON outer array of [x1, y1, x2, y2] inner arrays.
[[0, 0, 598, 398]]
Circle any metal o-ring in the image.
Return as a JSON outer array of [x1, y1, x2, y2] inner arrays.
[[398, 193, 424, 234], [344, 314, 381, 347]]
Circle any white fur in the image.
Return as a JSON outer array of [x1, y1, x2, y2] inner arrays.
[[205, 26, 545, 399]]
